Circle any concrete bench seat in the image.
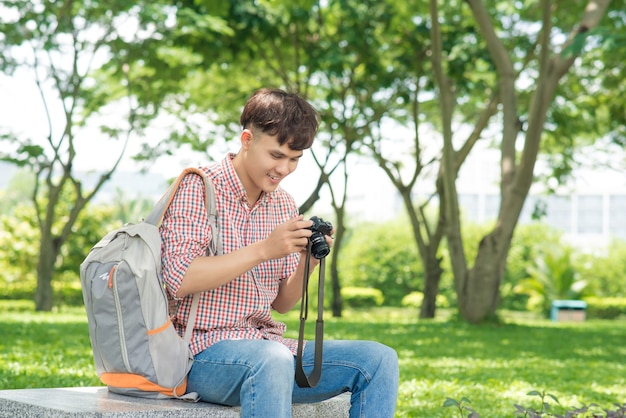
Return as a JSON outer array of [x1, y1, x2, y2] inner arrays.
[[0, 386, 350, 417]]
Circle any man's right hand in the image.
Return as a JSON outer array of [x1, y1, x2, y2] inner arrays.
[[262, 215, 313, 261]]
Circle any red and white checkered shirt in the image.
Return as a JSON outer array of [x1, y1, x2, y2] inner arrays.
[[160, 154, 301, 355]]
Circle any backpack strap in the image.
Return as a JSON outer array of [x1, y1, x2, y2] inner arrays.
[[184, 293, 201, 344], [145, 167, 223, 346]]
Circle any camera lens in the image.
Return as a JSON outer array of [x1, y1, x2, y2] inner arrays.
[[310, 232, 330, 259]]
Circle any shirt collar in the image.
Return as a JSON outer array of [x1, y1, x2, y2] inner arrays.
[[222, 153, 274, 207]]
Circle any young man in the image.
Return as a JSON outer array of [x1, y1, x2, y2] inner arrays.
[[160, 88, 399, 418]]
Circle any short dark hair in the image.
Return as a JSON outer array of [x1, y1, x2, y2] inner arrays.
[[240, 88, 319, 150]]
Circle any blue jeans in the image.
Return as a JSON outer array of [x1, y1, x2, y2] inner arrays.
[[187, 339, 399, 418]]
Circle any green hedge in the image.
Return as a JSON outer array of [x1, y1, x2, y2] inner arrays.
[[0, 275, 84, 307], [583, 296, 626, 319], [401, 291, 450, 309], [341, 286, 384, 308]]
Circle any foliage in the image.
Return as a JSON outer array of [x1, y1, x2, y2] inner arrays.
[[401, 291, 450, 310], [3, 302, 626, 417], [0, 168, 34, 214], [0, 203, 39, 285], [340, 287, 384, 308], [3, 184, 626, 315], [514, 245, 588, 316], [446, 391, 626, 417], [576, 239, 626, 298], [338, 219, 423, 305], [1, 0, 622, 319], [501, 223, 565, 311], [0, 194, 121, 305], [442, 396, 478, 418], [0, 0, 232, 310], [440, 0, 617, 323], [584, 297, 626, 320]]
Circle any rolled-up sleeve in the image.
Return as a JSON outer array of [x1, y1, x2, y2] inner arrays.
[[160, 174, 212, 299]]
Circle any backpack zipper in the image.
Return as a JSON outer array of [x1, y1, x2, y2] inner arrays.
[[111, 262, 132, 372]]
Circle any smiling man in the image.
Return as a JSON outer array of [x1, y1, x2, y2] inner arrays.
[[159, 88, 399, 418]]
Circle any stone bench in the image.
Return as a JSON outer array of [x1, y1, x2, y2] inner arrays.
[[0, 386, 350, 417]]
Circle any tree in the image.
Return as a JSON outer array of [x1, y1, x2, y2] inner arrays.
[[438, 0, 616, 322], [353, 0, 619, 321], [0, 0, 228, 310]]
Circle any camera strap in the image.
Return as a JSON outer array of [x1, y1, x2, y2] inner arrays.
[[295, 243, 324, 388]]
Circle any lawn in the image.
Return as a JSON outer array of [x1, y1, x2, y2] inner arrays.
[[1, 300, 625, 417]]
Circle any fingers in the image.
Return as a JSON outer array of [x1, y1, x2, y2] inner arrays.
[[286, 215, 313, 233], [264, 216, 315, 260]]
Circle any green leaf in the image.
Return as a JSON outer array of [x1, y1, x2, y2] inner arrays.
[[443, 397, 460, 407], [547, 393, 560, 404]]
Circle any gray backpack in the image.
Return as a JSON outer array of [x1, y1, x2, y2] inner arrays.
[[79, 167, 221, 401]]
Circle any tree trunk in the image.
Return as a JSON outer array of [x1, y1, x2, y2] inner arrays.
[[459, 230, 510, 322], [35, 238, 58, 311], [420, 253, 443, 318], [330, 253, 343, 317], [330, 207, 346, 317]]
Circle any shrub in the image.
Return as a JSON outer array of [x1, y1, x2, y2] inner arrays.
[[576, 239, 626, 298], [338, 220, 422, 306], [401, 291, 449, 309], [0, 200, 119, 308], [514, 245, 587, 316], [502, 223, 567, 311], [584, 296, 626, 319], [341, 287, 384, 308]]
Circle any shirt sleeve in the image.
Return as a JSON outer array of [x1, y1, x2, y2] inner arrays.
[[160, 173, 212, 299]]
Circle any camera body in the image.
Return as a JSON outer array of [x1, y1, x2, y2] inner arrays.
[[307, 216, 333, 259]]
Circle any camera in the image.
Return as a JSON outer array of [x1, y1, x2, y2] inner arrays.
[[307, 216, 333, 259]]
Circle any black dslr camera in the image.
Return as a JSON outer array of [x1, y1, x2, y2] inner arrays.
[[307, 216, 333, 259]]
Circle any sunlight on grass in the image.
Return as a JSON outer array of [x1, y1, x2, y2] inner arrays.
[[2, 301, 626, 417], [0, 302, 100, 389]]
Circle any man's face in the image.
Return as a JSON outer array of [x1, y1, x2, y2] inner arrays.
[[241, 129, 303, 197]]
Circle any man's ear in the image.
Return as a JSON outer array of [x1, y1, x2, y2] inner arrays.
[[241, 129, 253, 149]]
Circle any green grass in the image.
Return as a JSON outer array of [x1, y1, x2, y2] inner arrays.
[[2, 300, 625, 417]]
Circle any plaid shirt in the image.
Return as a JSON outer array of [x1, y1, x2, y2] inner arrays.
[[160, 154, 301, 355]]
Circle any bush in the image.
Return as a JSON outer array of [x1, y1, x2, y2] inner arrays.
[[338, 219, 423, 306], [514, 245, 587, 316], [576, 239, 626, 298], [0, 200, 119, 308], [501, 223, 565, 311], [401, 291, 450, 309], [341, 287, 384, 308], [584, 296, 626, 319]]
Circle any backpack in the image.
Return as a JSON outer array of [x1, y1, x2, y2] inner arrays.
[[79, 167, 221, 401]]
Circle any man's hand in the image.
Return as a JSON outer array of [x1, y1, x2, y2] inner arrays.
[[262, 215, 314, 261]]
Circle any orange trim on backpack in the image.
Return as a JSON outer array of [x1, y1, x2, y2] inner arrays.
[[100, 372, 187, 397], [107, 266, 116, 289], [147, 319, 172, 335]]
